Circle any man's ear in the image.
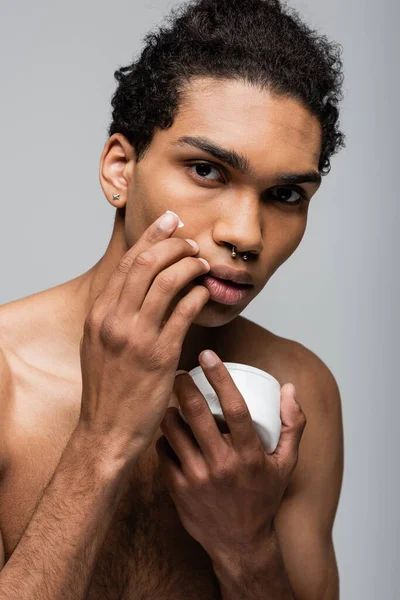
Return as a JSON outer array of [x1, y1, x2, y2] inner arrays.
[[99, 133, 136, 210]]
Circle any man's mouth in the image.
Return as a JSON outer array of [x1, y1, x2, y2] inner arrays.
[[195, 274, 253, 306]]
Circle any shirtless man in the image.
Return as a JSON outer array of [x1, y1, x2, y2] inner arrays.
[[0, 0, 345, 598]]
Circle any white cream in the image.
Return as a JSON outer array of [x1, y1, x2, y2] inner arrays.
[[166, 210, 184, 228]]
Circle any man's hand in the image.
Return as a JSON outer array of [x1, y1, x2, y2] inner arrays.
[[156, 348, 307, 564], [77, 211, 211, 470]]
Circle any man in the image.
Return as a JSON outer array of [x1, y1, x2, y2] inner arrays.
[[0, 0, 345, 598]]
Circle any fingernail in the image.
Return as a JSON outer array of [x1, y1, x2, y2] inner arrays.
[[198, 257, 210, 269], [200, 350, 218, 367], [158, 212, 178, 231], [175, 370, 187, 376], [166, 211, 184, 228], [288, 384, 298, 403], [185, 238, 199, 251]]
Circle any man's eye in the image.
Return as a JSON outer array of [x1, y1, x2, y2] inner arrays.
[[187, 162, 224, 182], [186, 165, 308, 205], [270, 187, 306, 205]]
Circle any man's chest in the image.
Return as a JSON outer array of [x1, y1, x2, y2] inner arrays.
[[0, 384, 222, 598], [0, 321, 289, 598]]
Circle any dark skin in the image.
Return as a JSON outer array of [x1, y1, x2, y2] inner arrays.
[[0, 76, 343, 598], [20, 75, 322, 371], [98, 76, 341, 598], [98, 76, 322, 349], [157, 353, 307, 599]]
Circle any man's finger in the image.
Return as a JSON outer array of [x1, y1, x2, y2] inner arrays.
[[273, 384, 307, 470], [92, 211, 180, 313]]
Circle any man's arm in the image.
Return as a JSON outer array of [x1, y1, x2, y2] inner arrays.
[[0, 347, 128, 600], [0, 427, 132, 600], [273, 345, 344, 600]]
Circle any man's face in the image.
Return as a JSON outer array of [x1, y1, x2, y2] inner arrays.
[[123, 77, 322, 327]]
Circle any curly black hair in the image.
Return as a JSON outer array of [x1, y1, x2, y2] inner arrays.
[[108, 0, 345, 177]]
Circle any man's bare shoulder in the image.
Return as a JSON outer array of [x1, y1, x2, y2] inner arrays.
[[275, 334, 342, 418], [238, 316, 341, 409], [0, 293, 83, 457], [0, 299, 36, 475], [0, 289, 58, 353], [0, 284, 82, 383], [248, 319, 344, 513]]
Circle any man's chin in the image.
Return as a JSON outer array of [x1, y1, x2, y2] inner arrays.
[[191, 300, 243, 328]]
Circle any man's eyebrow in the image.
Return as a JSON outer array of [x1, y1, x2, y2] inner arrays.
[[171, 135, 321, 187], [277, 171, 321, 187]]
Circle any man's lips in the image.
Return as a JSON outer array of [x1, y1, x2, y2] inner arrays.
[[194, 274, 252, 288], [195, 274, 253, 305], [207, 265, 254, 285], [208, 276, 251, 288]]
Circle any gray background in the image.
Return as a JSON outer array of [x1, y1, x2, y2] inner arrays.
[[0, 0, 398, 597]]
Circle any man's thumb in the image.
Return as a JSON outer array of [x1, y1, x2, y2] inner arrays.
[[273, 383, 307, 465]]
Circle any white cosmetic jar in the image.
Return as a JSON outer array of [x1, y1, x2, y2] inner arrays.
[[178, 362, 282, 454]]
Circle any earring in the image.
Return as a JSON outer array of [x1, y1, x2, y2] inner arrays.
[[112, 193, 120, 201]]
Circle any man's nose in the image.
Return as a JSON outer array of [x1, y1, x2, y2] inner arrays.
[[213, 202, 264, 255]]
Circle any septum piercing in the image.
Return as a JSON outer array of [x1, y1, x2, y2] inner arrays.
[[232, 245, 248, 261]]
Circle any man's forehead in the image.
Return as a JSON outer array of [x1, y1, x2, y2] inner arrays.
[[172, 77, 322, 161]]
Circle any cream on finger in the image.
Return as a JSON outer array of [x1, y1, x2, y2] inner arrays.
[[166, 210, 185, 228]]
